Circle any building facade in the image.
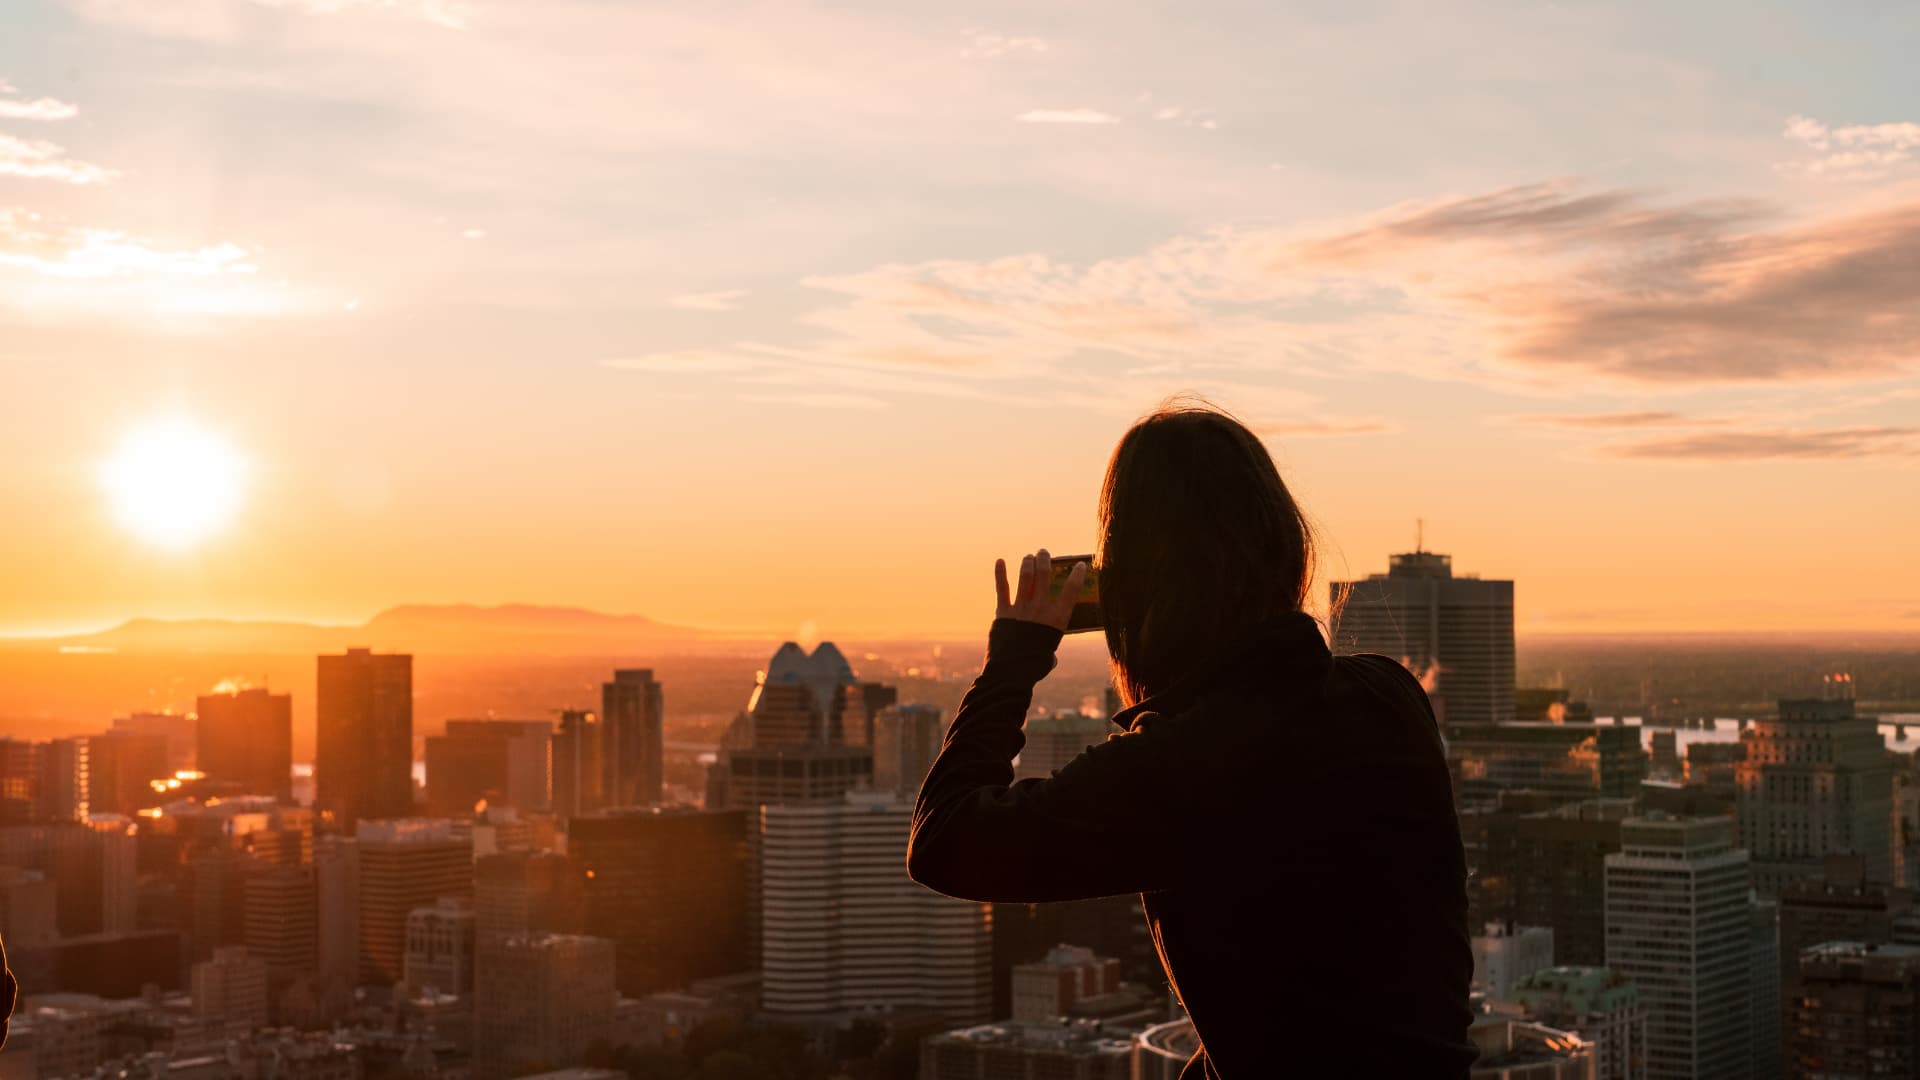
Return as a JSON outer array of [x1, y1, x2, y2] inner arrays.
[[316, 649, 414, 829], [600, 669, 664, 808], [1329, 549, 1515, 728], [1736, 694, 1897, 897], [196, 687, 294, 801]]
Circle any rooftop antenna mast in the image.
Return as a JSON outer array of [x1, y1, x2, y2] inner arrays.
[[1415, 518, 1424, 554]]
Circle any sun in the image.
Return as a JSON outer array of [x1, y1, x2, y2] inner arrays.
[[99, 419, 250, 551]]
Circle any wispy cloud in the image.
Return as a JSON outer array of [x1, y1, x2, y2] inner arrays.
[[71, 0, 473, 32], [1255, 418, 1394, 437], [0, 210, 283, 315], [1601, 426, 1920, 461], [1515, 411, 1711, 429], [669, 289, 747, 312], [0, 135, 115, 184], [739, 391, 889, 410], [1780, 114, 1920, 179], [0, 82, 80, 121], [1015, 109, 1118, 125], [600, 352, 767, 374], [961, 32, 1047, 59]]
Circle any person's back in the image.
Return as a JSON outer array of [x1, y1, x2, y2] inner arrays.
[[906, 398, 1476, 1077]]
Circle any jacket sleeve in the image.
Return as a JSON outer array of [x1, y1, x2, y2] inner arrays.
[[906, 616, 1187, 903]]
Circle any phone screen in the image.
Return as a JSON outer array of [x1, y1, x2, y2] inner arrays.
[[1047, 553, 1102, 634]]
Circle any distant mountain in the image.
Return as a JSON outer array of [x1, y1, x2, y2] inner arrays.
[[32, 603, 734, 656]]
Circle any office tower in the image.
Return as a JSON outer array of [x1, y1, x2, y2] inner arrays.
[[87, 730, 170, 816], [0, 866, 58, 949], [922, 1020, 1136, 1080], [854, 681, 899, 749], [196, 687, 294, 801], [316, 649, 414, 830], [424, 719, 553, 816], [873, 704, 943, 795], [355, 819, 471, 985], [36, 736, 89, 822], [1016, 711, 1111, 781], [1011, 945, 1123, 1022], [1778, 854, 1919, 988], [1750, 899, 1783, 1080], [1466, 1019, 1597, 1079], [1473, 797, 1634, 966], [403, 897, 476, 996], [474, 851, 585, 944], [242, 860, 317, 1022], [180, 847, 252, 963], [191, 945, 271, 1029], [1604, 815, 1752, 1080], [570, 807, 749, 995], [1737, 694, 1896, 897], [601, 669, 664, 807], [723, 640, 882, 808], [111, 711, 199, 773], [1447, 722, 1649, 811], [1473, 924, 1555, 999], [1329, 548, 1515, 727], [0, 738, 36, 824], [551, 709, 603, 818], [472, 933, 616, 1080], [1512, 966, 1647, 1080], [1787, 942, 1920, 1077], [760, 791, 991, 1025]]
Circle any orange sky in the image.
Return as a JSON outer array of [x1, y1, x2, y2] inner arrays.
[[3, 2, 1918, 640]]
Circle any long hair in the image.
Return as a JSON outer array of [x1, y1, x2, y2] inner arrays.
[[1098, 396, 1328, 708]]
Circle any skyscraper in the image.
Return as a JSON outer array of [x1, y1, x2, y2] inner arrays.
[[1330, 548, 1515, 727], [761, 791, 991, 1025], [86, 730, 169, 815], [1788, 942, 1920, 1078], [242, 860, 316, 1023], [1736, 693, 1896, 896], [1470, 796, 1634, 966], [197, 687, 294, 801], [721, 640, 882, 809], [600, 669, 664, 807], [873, 703, 943, 795], [473, 933, 616, 1080], [570, 807, 750, 995], [36, 737, 88, 823], [355, 819, 471, 985], [551, 708, 603, 818], [316, 649, 414, 829], [424, 719, 553, 816], [1604, 815, 1752, 1079]]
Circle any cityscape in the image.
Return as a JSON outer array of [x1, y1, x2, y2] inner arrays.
[[0, 547, 1913, 1078], [6, 0, 1920, 1076]]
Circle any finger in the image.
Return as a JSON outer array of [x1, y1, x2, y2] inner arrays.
[[1035, 548, 1053, 599], [1016, 553, 1035, 607], [995, 558, 1011, 613]]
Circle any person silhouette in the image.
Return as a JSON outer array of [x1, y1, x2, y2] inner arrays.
[[908, 399, 1477, 1078]]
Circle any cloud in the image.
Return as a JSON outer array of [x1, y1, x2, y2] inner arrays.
[[600, 352, 767, 374], [251, 0, 472, 27], [669, 289, 747, 312], [1015, 109, 1118, 125], [739, 391, 889, 410], [0, 134, 115, 184], [1254, 418, 1393, 437], [0, 210, 284, 316], [961, 32, 1047, 59], [1601, 426, 1920, 462], [1781, 114, 1920, 179], [70, 0, 472, 32], [1515, 411, 1706, 429], [0, 87, 79, 121]]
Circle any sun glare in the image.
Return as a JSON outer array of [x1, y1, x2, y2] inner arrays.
[[99, 419, 249, 551]]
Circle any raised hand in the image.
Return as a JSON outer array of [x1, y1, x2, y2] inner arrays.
[[994, 548, 1090, 632]]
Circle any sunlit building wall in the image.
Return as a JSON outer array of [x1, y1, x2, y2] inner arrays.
[[1736, 695, 1896, 897]]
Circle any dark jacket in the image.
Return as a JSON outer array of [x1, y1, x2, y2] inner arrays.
[[908, 612, 1477, 1078]]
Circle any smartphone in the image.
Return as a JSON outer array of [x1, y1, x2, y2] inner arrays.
[[1046, 553, 1102, 634]]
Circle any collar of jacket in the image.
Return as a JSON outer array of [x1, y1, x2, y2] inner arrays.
[[1108, 609, 1334, 732]]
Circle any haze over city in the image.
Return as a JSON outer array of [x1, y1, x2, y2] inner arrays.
[[4, 1, 1919, 640]]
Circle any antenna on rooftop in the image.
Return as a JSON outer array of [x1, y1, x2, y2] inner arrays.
[[1415, 518, 1425, 554]]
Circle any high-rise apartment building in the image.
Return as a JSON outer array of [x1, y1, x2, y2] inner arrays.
[[1604, 815, 1752, 1080], [601, 669, 664, 807], [761, 791, 991, 1025], [191, 945, 271, 1029], [1330, 548, 1515, 727], [472, 933, 616, 1080], [873, 703, 944, 795], [1737, 694, 1897, 897], [36, 737, 89, 822], [197, 687, 294, 801], [424, 719, 552, 816], [355, 819, 471, 985], [316, 649, 414, 829], [551, 709, 603, 818], [1511, 966, 1647, 1080], [1787, 942, 1920, 1078], [570, 807, 749, 996], [1448, 722, 1649, 811]]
